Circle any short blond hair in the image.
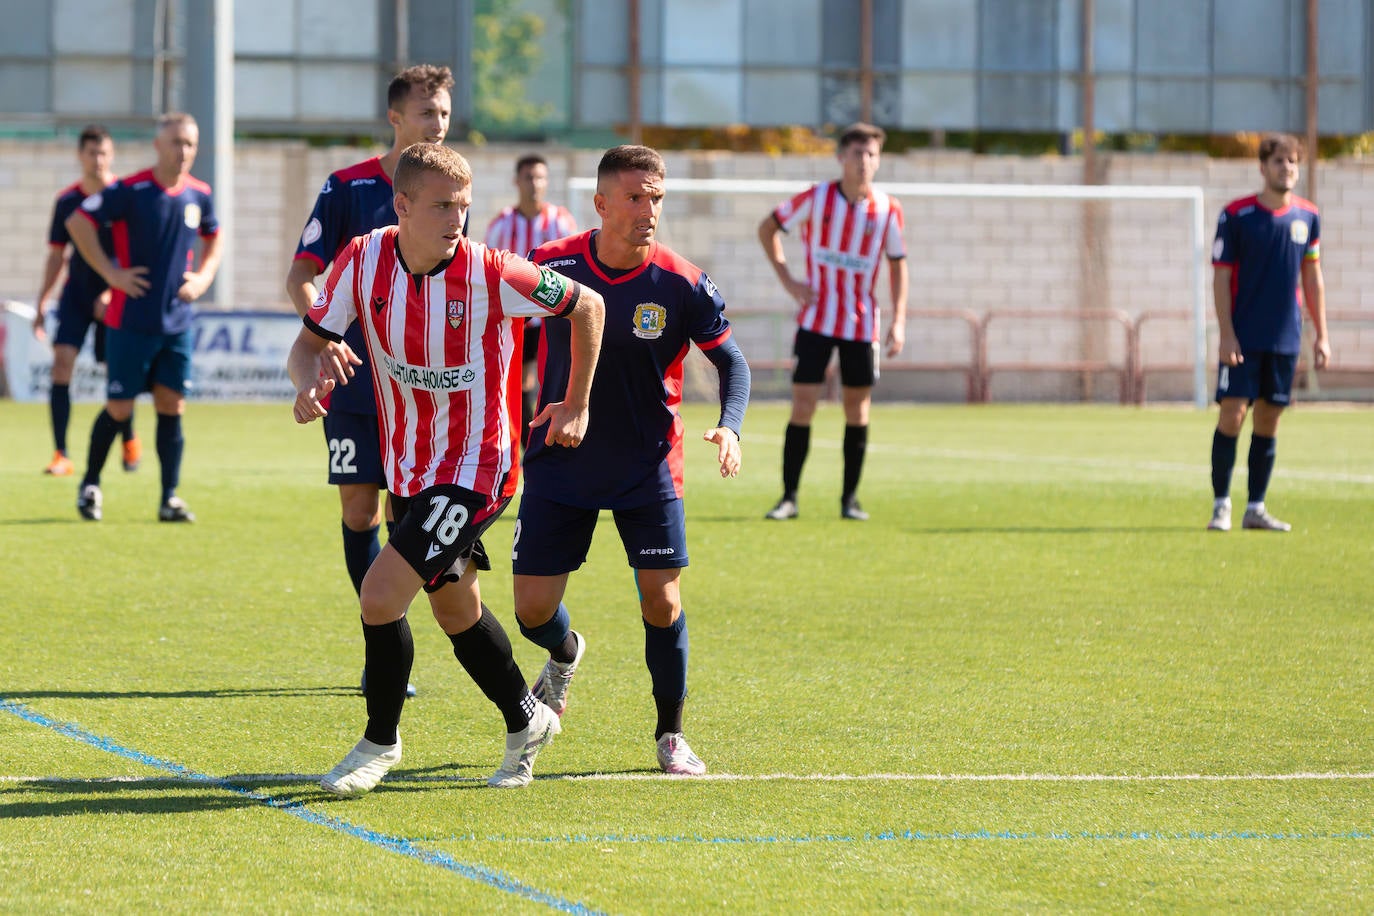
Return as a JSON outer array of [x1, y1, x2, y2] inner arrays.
[[157, 111, 198, 132], [393, 143, 471, 199]]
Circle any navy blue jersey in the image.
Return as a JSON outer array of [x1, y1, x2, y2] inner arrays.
[[293, 157, 398, 415], [76, 168, 218, 335], [1213, 194, 1320, 355], [48, 182, 112, 315], [524, 230, 737, 510]]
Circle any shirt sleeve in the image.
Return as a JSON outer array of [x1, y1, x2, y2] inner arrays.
[[884, 198, 907, 259], [557, 207, 578, 237], [1306, 212, 1321, 261], [774, 186, 815, 234], [293, 174, 343, 271], [77, 182, 127, 227], [483, 211, 505, 250], [700, 334, 750, 438], [48, 195, 72, 247], [1212, 209, 1236, 266], [494, 248, 582, 319], [198, 190, 220, 238], [303, 237, 362, 341]]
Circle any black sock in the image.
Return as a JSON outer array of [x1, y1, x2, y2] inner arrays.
[[155, 413, 184, 503], [842, 424, 868, 501], [781, 424, 810, 499], [341, 522, 381, 596], [120, 412, 135, 444], [645, 613, 689, 739], [450, 606, 535, 732], [83, 409, 120, 487], [50, 384, 71, 453], [1211, 429, 1238, 500], [1247, 435, 1277, 504], [362, 616, 414, 746]]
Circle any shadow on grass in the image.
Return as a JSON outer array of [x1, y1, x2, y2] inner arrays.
[[1, 686, 360, 700]]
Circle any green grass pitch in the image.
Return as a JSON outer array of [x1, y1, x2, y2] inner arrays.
[[2, 399, 1372, 912]]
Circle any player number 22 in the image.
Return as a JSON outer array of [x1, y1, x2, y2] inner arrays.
[[328, 438, 357, 474], [421, 495, 470, 546]]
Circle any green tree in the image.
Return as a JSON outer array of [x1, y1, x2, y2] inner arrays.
[[471, 0, 556, 135]]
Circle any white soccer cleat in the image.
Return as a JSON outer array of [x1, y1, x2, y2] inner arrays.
[[1207, 500, 1231, 531], [656, 732, 707, 776], [77, 483, 102, 521], [1242, 505, 1291, 532], [764, 497, 798, 520], [532, 630, 586, 717], [487, 701, 561, 788], [320, 736, 402, 797]]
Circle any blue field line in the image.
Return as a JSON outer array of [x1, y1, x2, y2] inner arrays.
[[0, 698, 603, 915]]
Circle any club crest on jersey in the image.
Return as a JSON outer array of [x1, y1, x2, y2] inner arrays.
[[447, 299, 466, 329], [184, 203, 201, 229], [1290, 220, 1309, 245], [632, 303, 667, 339]]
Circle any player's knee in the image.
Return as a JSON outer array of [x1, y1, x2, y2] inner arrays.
[[639, 593, 680, 628], [340, 489, 382, 530]]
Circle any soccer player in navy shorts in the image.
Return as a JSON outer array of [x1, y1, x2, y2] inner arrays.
[[286, 64, 455, 696], [1208, 133, 1331, 532], [289, 143, 605, 795], [758, 122, 908, 522], [65, 113, 221, 523], [34, 125, 139, 477], [513, 145, 751, 776]]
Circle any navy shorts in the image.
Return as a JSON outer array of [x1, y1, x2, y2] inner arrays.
[[1215, 352, 1297, 406], [322, 409, 386, 486], [389, 484, 505, 593], [53, 303, 98, 351], [104, 326, 193, 399], [512, 493, 689, 576], [792, 327, 878, 387]]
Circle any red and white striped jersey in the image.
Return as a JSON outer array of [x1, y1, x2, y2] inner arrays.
[[306, 226, 581, 499], [484, 203, 577, 257], [773, 181, 906, 343]]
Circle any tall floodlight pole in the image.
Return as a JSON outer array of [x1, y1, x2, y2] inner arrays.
[[184, 0, 234, 309]]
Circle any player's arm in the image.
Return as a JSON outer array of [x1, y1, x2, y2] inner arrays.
[[65, 210, 148, 297], [699, 335, 750, 478], [886, 255, 909, 358], [1212, 265, 1241, 367], [532, 286, 605, 447], [1302, 258, 1329, 370], [757, 213, 813, 308], [177, 232, 223, 303], [287, 324, 335, 424], [33, 245, 66, 339], [286, 256, 363, 384]]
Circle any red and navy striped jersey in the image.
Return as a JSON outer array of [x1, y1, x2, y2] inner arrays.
[[293, 157, 398, 415], [773, 181, 906, 343], [1212, 194, 1320, 355], [48, 182, 113, 314], [76, 169, 218, 335], [524, 230, 736, 510], [305, 227, 582, 499]]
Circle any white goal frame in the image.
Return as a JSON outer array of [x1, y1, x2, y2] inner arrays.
[[568, 177, 1210, 408]]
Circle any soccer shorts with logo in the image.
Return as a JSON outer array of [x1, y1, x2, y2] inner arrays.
[[322, 410, 386, 487], [389, 484, 506, 593], [792, 327, 878, 387], [512, 493, 689, 576], [104, 326, 193, 398], [1215, 352, 1297, 406]]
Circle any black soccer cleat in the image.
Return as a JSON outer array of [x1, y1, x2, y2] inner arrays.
[[158, 497, 196, 523], [840, 497, 869, 521]]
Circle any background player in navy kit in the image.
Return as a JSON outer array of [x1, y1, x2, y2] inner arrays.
[[286, 64, 453, 695], [66, 112, 221, 523], [1208, 133, 1330, 532], [34, 125, 139, 477], [512, 145, 750, 776]]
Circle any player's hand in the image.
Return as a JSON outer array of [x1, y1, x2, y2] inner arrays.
[[784, 276, 816, 309], [531, 400, 588, 448], [32, 304, 47, 341], [319, 340, 362, 385], [293, 378, 334, 424], [107, 266, 150, 298], [1217, 331, 1243, 367], [885, 322, 906, 358], [1314, 336, 1331, 370], [93, 289, 112, 321], [177, 270, 212, 303], [703, 427, 741, 478]]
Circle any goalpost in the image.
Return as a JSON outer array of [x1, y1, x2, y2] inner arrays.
[[567, 177, 1210, 408]]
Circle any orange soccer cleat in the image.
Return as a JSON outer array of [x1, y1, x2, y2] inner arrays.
[[44, 452, 75, 476], [122, 436, 142, 472]]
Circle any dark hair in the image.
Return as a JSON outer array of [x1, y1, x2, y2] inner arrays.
[[515, 154, 548, 174], [387, 64, 455, 111], [78, 124, 111, 149], [596, 145, 666, 182], [837, 122, 886, 150], [1258, 133, 1303, 164], [393, 142, 471, 199]]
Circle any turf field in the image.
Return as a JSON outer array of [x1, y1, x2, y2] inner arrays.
[[2, 399, 1372, 912]]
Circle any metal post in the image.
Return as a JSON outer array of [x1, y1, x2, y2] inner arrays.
[[1304, 0, 1319, 203], [628, 0, 642, 143], [183, 0, 234, 309], [860, 0, 873, 122]]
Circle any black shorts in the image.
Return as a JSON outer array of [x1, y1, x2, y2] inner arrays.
[[792, 327, 877, 387], [521, 318, 542, 364], [388, 484, 504, 593], [1215, 352, 1298, 406]]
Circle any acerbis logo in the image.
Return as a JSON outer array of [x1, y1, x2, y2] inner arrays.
[[638, 547, 675, 555], [350, 178, 378, 187], [545, 258, 578, 267]]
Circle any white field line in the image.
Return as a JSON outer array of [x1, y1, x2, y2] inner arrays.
[[748, 434, 1374, 486], [5, 771, 1374, 786]]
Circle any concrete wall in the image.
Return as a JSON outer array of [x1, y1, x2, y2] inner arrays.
[[3, 139, 1372, 401]]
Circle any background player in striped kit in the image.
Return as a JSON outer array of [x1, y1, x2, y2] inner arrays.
[[758, 122, 908, 521], [289, 143, 605, 795], [483, 154, 578, 447]]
